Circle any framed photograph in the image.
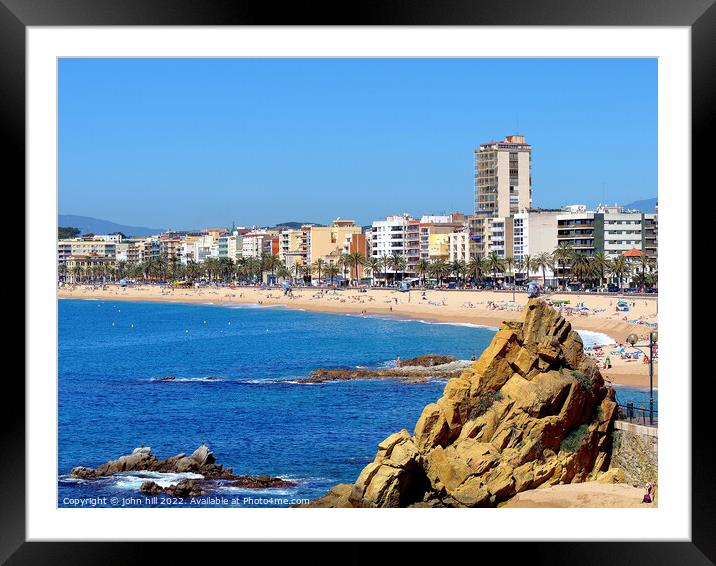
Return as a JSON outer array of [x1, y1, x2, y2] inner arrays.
[[7, 0, 709, 561]]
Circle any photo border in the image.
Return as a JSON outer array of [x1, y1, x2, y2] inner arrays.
[[6, 0, 710, 561]]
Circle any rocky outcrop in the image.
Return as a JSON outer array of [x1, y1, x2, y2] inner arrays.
[[72, 444, 297, 497], [140, 479, 206, 498], [70, 444, 234, 479], [399, 354, 456, 367], [305, 360, 471, 384], [305, 299, 619, 508]]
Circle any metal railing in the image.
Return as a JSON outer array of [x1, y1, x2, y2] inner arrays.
[[616, 403, 658, 427]]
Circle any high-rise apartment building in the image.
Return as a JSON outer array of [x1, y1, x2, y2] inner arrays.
[[474, 134, 532, 217]]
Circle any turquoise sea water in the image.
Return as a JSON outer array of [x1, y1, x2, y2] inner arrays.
[[57, 299, 655, 507]]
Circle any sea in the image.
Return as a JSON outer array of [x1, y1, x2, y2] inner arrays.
[[58, 299, 657, 507]]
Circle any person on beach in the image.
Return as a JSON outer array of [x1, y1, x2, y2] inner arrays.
[[471, 354, 477, 361], [396, 355, 401, 367], [605, 356, 612, 369], [642, 483, 654, 504]]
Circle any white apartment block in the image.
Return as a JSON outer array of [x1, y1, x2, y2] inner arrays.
[[369, 214, 416, 266], [513, 210, 559, 281], [241, 232, 271, 259], [218, 233, 243, 261], [448, 231, 471, 262]]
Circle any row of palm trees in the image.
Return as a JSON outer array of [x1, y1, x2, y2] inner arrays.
[[60, 244, 657, 290]]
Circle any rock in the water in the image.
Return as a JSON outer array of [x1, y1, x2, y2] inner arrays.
[[305, 299, 618, 508], [140, 479, 205, 497], [70, 443, 234, 480], [399, 354, 456, 367], [227, 476, 297, 489]]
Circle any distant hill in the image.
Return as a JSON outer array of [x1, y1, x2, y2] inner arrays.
[[58, 215, 164, 237], [271, 221, 324, 230], [622, 197, 657, 213]]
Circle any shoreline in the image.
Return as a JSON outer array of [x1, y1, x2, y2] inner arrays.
[[58, 284, 658, 388]]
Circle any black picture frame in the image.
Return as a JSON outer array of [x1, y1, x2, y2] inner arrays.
[[5, 0, 709, 562]]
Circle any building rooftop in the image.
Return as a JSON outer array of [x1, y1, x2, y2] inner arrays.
[[623, 248, 643, 258]]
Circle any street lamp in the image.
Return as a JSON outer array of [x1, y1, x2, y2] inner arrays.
[[626, 331, 658, 425]]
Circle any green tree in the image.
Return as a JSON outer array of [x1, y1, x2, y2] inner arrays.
[[466, 255, 486, 286], [609, 255, 630, 290], [592, 253, 609, 288], [346, 252, 365, 285], [58, 227, 81, 239], [532, 252, 554, 289], [365, 257, 382, 286], [414, 259, 430, 286], [486, 252, 505, 289], [428, 258, 449, 287], [387, 253, 407, 284], [552, 243, 575, 290], [311, 258, 326, 284]]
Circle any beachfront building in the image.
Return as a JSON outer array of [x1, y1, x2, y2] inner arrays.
[[466, 212, 492, 258], [448, 230, 472, 262], [307, 219, 362, 267], [57, 239, 117, 269], [339, 232, 370, 279], [512, 209, 560, 282], [240, 231, 279, 259], [485, 216, 514, 258], [556, 205, 657, 260], [474, 134, 532, 217], [89, 233, 124, 243], [279, 226, 315, 273], [218, 232, 243, 261], [160, 235, 183, 266], [65, 253, 116, 283], [370, 213, 414, 261], [419, 214, 467, 263]]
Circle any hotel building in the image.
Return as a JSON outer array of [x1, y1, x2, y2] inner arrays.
[[474, 134, 532, 217]]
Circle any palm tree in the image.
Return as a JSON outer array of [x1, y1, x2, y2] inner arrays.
[[485, 252, 505, 289], [337, 254, 350, 284], [277, 266, 291, 282], [116, 260, 128, 281], [292, 261, 303, 282], [518, 254, 532, 284], [450, 259, 467, 288], [324, 262, 340, 285], [637, 252, 655, 290], [71, 263, 82, 284], [378, 255, 391, 285], [428, 258, 449, 287], [532, 252, 554, 289], [569, 254, 590, 288], [365, 257, 382, 286], [552, 243, 575, 290], [414, 259, 430, 287], [261, 253, 282, 285], [346, 251, 365, 285], [311, 258, 326, 285], [609, 255, 630, 291], [592, 253, 609, 289], [301, 263, 313, 285], [503, 256, 516, 300], [387, 253, 407, 284], [466, 255, 485, 287]]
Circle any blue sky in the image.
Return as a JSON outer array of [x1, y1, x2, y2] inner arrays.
[[59, 58, 657, 229]]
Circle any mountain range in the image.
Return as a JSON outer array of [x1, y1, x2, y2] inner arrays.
[[58, 215, 165, 237], [621, 197, 657, 213]]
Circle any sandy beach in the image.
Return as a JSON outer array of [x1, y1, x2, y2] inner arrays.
[[58, 284, 658, 388]]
